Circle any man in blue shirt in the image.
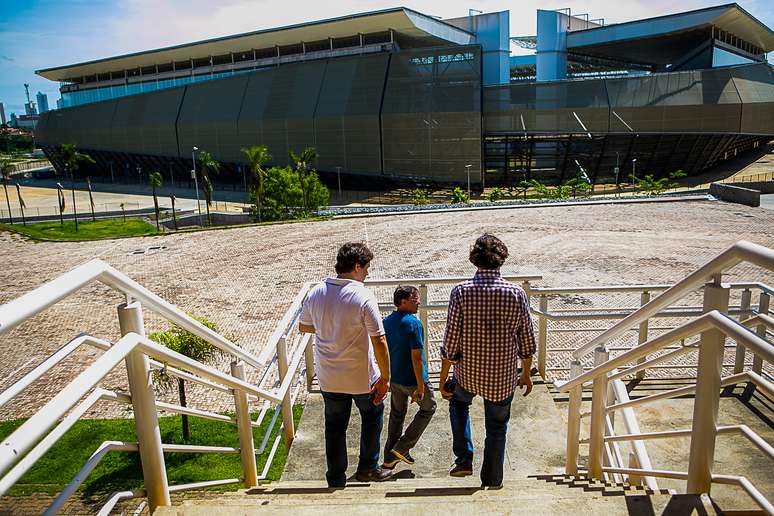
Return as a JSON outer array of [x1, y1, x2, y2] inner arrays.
[[382, 286, 437, 469]]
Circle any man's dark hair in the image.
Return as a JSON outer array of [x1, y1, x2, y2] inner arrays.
[[469, 233, 509, 270], [335, 242, 374, 274], [393, 285, 419, 307]]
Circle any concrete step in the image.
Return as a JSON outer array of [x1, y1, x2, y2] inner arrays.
[[155, 476, 713, 515], [283, 382, 567, 482]]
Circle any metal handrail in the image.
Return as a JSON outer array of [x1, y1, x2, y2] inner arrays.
[[365, 275, 542, 286], [557, 311, 772, 391], [572, 241, 774, 359], [0, 259, 263, 369]]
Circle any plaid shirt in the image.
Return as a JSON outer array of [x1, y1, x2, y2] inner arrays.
[[441, 269, 536, 402]]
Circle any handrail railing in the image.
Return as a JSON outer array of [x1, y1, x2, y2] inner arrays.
[[554, 240, 774, 514], [572, 240, 774, 359], [0, 260, 313, 514], [0, 259, 264, 369]]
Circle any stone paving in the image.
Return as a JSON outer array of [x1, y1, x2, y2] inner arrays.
[[1, 198, 773, 421]]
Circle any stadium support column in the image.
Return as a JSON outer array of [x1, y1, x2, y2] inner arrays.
[[536, 10, 568, 81]]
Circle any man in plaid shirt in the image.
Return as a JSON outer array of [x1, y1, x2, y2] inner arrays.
[[439, 233, 536, 488]]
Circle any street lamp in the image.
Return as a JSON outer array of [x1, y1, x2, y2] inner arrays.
[[192, 146, 202, 226], [465, 164, 472, 199], [336, 166, 342, 198], [631, 158, 638, 185]]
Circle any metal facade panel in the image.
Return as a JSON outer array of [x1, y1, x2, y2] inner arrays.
[[382, 45, 482, 181], [110, 87, 186, 156], [177, 74, 249, 163], [483, 79, 609, 133], [237, 62, 326, 166], [314, 53, 389, 174], [605, 68, 742, 133], [731, 63, 774, 134]]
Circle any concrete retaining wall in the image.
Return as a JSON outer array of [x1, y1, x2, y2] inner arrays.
[[725, 181, 774, 194], [709, 183, 760, 207]]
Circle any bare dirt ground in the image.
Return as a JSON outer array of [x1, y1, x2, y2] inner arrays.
[[0, 198, 773, 420]]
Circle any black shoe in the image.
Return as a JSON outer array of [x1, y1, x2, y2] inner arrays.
[[449, 462, 473, 477], [391, 448, 415, 465], [355, 467, 393, 482], [382, 453, 400, 469], [481, 483, 503, 490]]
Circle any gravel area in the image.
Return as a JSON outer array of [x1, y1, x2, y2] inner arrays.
[[1, 198, 773, 421]]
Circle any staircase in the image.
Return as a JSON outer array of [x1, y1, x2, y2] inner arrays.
[[158, 382, 696, 516]]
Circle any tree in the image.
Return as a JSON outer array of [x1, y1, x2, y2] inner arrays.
[[564, 177, 591, 199], [149, 171, 163, 230], [487, 187, 504, 202], [289, 147, 319, 214], [0, 158, 13, 224], [241, 145, 271, 222], [150, 317, 224, 441], [196, 150, 220, 226], [260, 166, 329, 221], [56, 144, 95, 232]]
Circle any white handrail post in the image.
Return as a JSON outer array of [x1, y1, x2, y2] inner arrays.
[[628, 452, 642, 486], [419, 284, 429, 365], [686, 278, 730, 495], [565, 360, 583, 475], [752, 292, 769, 374], [521, 280, 531, 304], [304, 336, 315, 392], [276, 336, 295, 446], [635, 291, 651, 380], [230, 361, 258, 488], [117, 302, 170, 511], [588, 346, 609, 480], [538, 294, 548, 380], [734, 288, 752, 373]]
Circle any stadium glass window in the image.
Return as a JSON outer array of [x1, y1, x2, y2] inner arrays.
[[278, 43, 303, 56], [157, 63, 173, 73], [304, 39, 329, 52], [97, 73, 111, 82], [363, 31, 391, 45], [141, 65, 156, 75], [193, 57, 211, 68], [234, 50, 254, 62], [255, 47, 277, 59], [84, 74, 97, 83], [174, 60, 192, 70], [212, 53, 232, 65], [332, 35, 360, 49], [128, 68, 141, 77]]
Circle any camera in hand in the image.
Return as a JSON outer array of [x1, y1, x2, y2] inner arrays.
[[443, 378, 456, 394]]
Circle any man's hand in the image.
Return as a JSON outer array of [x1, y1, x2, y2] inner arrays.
[[410, 383, 425, 403], [517, 371, 533, 397], [372, 376, 390, 404], [439, 380, 454, 401]]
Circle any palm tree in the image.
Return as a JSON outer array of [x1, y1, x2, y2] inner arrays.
[[56, 144, 95, 231], [0, 158, 13, 224], [196, 150, 220, 226], [149, 171, 163, 230], [289, 147, 318, 214], [150, 317, 223, 441], [241, 145, 271, 222]]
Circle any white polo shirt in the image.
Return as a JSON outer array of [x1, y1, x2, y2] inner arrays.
[[299, 277, 384, 394]]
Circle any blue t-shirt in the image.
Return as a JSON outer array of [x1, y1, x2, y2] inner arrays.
[[383, 311, 427, 386]]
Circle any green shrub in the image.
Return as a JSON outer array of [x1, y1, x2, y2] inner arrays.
[[256, 166, 329, 221], [487, 187, 504, 202], [451, 187, 470, 204], [412, 188, 429, 205]]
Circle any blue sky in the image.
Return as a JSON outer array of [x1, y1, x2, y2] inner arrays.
[[1, 0, 772, 116]]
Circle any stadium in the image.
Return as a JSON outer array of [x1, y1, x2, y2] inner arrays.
[[34, 4, 774, 187]]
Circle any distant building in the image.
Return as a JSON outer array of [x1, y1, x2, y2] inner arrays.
[[9, 112, 38, 130], [56, 98, 63, 110], [0, 102, 6, 125], [36, 92, 49, 114], [24, 101, 37, 116]]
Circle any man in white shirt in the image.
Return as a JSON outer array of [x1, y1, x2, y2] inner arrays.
[[299, 242, 392, 486]]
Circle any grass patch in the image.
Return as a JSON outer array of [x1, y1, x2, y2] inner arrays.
[[0, 218, 159, 241], [0, 405, 303, 496]]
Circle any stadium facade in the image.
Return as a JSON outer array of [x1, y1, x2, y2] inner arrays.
[[35, 4, 774, 187]]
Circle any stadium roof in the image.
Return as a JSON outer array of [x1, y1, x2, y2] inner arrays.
[[567, 3, 774, 65], [37, 7, 473, 82]]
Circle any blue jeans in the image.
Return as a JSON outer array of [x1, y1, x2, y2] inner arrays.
[[449, 384, 513, 487], [321, 391, 384, 487]]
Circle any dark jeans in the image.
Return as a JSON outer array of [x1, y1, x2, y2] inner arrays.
[[384, 382, 437, 459], [449, 384, 514, 487], [321, 391, 384, 487]]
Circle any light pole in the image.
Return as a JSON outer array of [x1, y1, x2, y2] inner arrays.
[[631, 158, 638, 186], [336, 166, 342, 199], [614, 152, 620, 196], [465, 164, 472, 200], [192, 146, 202, 226]]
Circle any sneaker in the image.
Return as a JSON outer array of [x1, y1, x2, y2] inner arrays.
[[391, 448, 415, 465], [449, 462, 473, 477], [355, 467, 393, 482]]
